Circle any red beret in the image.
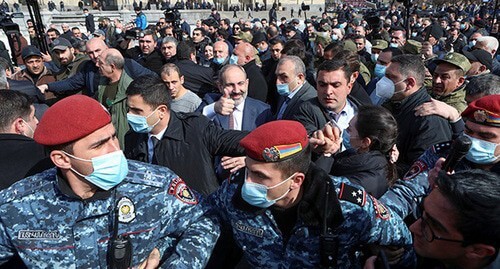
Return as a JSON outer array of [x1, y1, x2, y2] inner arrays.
[[461, 95, 500, 127], [34, 95, 111, 146], [240, 120, 308, 162]]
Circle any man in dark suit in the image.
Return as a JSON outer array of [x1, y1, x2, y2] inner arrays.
[[175, 40, 216, 97], [83, 8, 95, 34], [275, 55, 317, 120], [125, 29, 165, 75], [0, 90, 52, 191], [232, 42, 268, 102]]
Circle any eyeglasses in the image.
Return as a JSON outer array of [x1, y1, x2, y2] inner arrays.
[[193, 33, 201, 36], [416, 200, 466, 244]]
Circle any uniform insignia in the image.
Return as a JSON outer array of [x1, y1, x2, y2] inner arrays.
[[117, 196, 136, 223], [168, 177, 198, 204], [338, 183, 366, 207], [262, 143, 303, 162], [431, 141, 451, 154], [234, 220, 264, 238], [370, 197, 391, 220], [18, 230, 60, 240], [403, 160, 427, 180], [474, 110, 488, 123]]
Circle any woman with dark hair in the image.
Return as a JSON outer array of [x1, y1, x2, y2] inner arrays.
[[330, 105, 399, 198]]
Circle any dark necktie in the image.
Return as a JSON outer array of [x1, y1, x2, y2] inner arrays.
[[151, 136, 159, 164]]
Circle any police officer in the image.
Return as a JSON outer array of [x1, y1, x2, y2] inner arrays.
[[0, 95, 219, 268], [380, 94, 500, 219], [207, 120, 413, 268]]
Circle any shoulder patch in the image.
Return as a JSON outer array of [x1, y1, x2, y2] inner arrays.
[[168, 177, 198, 205], [338, 183, 366, 207], [403, 160, 428, 180], [369, 196, 391, 220], [431, 141, 452, 154]]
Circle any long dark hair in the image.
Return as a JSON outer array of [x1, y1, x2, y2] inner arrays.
[[355, 105, 398, 185]]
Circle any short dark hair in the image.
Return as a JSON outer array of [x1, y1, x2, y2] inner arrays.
[[0, 90, 33, 132], [47, 28, 60, 36], [381, 47, 403, 56], [71, 26, 81, 31], [126, 75, 171, 108], [269, 37, 284, 47], [323, 42, 344, 57], [216, 28, 229, 40], [176, 40, 196, 60], [390, 54, 425, 86], [435, 170, 500, 249], [193, 27, 206, 36], [273, 145, 311, 176], [317, 58, 354, 82], [333, 50, 360, 72]]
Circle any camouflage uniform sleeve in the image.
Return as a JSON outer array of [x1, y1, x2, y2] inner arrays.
[[380, 143, 449, 219], [0, 218, 15, 264], [336, 178, 414, 267], [157, 179, 220, 269]]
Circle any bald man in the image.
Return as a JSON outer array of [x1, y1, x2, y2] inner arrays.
[[211, 41, 229, 76], [38, 37, 155, 97], [230, 42, 268, 102]]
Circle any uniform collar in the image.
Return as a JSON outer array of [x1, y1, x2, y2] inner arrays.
[[56, 169, 111, 201]]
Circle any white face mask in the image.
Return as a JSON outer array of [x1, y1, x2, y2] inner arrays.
[[21, 119, 35, 138], [375, 76, 405, 100]]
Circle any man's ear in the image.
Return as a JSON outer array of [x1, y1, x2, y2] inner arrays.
[[464, 243, 497, 260], [13, 118, 24, 134], [50, 150, 72, 169], [360, 137, 372, 151], [291, 172, 305, 190]]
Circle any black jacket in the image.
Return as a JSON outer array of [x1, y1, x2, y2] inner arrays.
[[85, 13, 95, 33], [242, 60, 268, 103], [276, 81, 317, 120], [175, 59, 216, 97], [331, 149, 389, 199], [124, 112, 248, 196], [0, 134, 53, 190], [125, 47, 165, 75], [384, 87, 452, 175]]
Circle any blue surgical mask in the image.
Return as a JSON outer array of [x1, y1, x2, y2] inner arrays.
[[371, 53, 379, 63], [374, 63, 387, 78], [213, 57, 225, 65], [331, 34, 339, 41], [126, 108, 160, 133], [276, 78, 296, 96], [229, 54, 238, 65], [469, 40, 476, 47], [411, 32, 417, 37], [390, 42, 399, 48], [464, 134, 500, 164], [241, 170, 296, 208], [63, 150, 129, 191], [460, 24, 465, 30]]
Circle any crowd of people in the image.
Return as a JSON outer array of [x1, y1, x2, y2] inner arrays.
[[0, 1, 498, 268]]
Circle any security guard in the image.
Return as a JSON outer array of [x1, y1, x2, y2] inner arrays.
[[0, 95, 219, 268], [381, 94, 500, 219], [207, 120, 413, 268]]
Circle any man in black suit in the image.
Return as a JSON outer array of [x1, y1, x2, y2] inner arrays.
[[0, 90, 52, 190], [175, 40, 216, 97], [83, 8, 95, 34], [125, 29, 165, 74], [231, 42, 268, 102], [275, 55, 317, 120]]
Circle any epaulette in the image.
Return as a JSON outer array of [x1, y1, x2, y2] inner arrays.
[[0, 168, 56, 205], [337, 182, 367, 207], [431, 141, 452, 155]]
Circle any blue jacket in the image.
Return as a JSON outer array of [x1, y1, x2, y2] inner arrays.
[[47, 58, 155, 97], [135, 12, 147, 30], [207, 164, 414, 268], [0, 160, 219, 268]]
